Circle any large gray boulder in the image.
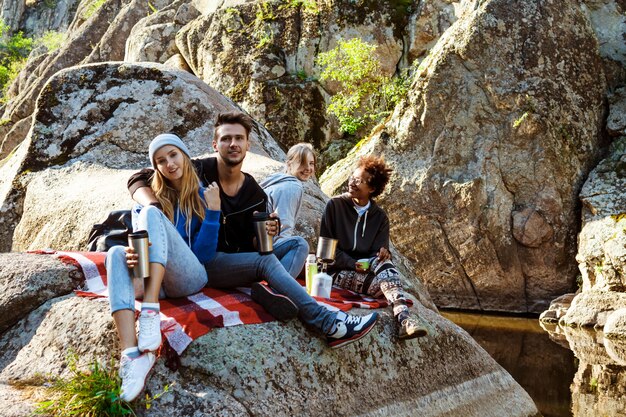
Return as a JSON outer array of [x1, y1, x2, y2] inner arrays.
[[0, 252, 81, 333], [0, 0, 173, 159], [321, 0, 607, 314], [0, 291, 539, 416], [0, 0, 126, 158], [124, 0, 199, 64], [0, 62, 282, 253]]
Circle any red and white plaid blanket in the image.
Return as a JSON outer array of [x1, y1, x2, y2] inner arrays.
[[33, 250, 400, 355]]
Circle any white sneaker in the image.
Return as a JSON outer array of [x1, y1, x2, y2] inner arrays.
[[137, 310, 162, 352], [119, 352, 155, 402]]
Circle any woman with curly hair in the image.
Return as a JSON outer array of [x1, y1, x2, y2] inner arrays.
[[320, 155, 428, 340]]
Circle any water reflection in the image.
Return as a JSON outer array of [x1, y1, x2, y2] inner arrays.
[[443, 311, 576, 417], [541, 323, 626, 417]]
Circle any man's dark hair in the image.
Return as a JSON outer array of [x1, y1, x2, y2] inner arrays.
[[214, 112, 254, 139]]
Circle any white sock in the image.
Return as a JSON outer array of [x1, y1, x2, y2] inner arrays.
[[141, 302, 160, 313], [122, 346, 141, 359]]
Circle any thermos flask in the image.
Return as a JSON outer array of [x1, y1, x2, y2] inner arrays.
[[305, 254, 318, 294], [253, 212, 281, 255], [128, 230, 150, 279]]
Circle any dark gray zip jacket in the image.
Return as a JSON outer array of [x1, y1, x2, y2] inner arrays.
[[319, 193, 390, 271]]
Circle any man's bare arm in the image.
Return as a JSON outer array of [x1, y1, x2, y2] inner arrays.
[[127, 168, 160, 206], [132, 186, 159, 206]]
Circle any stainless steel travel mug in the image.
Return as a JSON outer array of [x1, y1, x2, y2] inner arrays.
[[316, 237, 338, 263], [253, 212, 281, 255], [128, 230, 150, 279]]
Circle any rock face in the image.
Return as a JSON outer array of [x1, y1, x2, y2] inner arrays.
[[123, 0, 464, 158], [0, 60, 538, 415], [0, 62, 282, 253], [557, 136, 626, 326], [0, 0, 81, 37], [124, 0, 199, 64], [322, 0, 607, 313], [541, 325, 626, 417], [0, 280, 539, 417], [580, 0, 626, 89], [0, 252, 82, 333]]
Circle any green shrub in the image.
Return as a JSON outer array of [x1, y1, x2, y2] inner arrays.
[[83, 0, 107, 20], [0, 21, 34, 103], [35, 30, 66, 53], [279, 0, 319, 13], [252, 2, 276, 49], [316, 38, 410, 135], [34, 353, 136, 417]]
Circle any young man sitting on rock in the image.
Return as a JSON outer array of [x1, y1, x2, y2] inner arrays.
[[127, 111, 378, 348]]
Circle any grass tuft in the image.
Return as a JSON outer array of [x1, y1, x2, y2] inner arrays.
[[34, 352, 137, 417]]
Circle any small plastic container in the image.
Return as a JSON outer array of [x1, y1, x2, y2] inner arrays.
[[311, 272, 332, 299]]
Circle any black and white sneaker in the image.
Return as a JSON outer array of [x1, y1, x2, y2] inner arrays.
[[251, 282, 299, 321], [326, 311, 379, 349]]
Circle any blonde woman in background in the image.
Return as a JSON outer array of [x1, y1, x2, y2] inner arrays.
[[260, 143, 316, 278]]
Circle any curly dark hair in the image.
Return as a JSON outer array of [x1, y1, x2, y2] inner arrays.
[[358, 155, 392, 198]]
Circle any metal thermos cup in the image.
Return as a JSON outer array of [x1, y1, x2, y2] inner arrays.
[[128, 230, 150, 279], [316, 237, 338, 263], [253, 212, 281, 255]]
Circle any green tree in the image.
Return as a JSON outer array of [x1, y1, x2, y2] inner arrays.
[[316, 38, 409, 135], [0, 21, 33, 102]]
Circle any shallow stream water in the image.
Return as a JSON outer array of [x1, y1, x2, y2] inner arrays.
[[444, 311, 626, 416]]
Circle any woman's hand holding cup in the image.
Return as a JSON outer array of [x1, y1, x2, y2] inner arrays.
[[125, 246, 138, 269], [125, 242, 152, 270], [355, 258, 370, 273]]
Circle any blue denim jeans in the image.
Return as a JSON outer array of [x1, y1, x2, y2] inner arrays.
[[205, 251, 337, 334], [106, 206, 208, 313], [273, 236, 309, 278]]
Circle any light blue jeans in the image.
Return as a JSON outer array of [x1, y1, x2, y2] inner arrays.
[[205, 252, 337, 334], [273, 236, 309, 278], [106, 206, 208, 313]]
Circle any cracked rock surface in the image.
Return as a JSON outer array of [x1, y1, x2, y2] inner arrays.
[[321, 0, 608, 313]]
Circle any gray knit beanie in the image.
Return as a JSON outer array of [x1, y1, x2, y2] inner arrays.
[[148, 133, 191, 169]]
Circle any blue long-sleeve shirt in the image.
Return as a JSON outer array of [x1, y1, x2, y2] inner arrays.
[[133, 187, 220, 263]]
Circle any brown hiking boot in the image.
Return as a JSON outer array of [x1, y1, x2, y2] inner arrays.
[[398, 316, 428, 340]]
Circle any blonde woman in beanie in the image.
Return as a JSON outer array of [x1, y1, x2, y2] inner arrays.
[[105, 133, 220, 402]]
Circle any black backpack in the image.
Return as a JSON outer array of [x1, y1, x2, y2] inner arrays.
[[86, 210, 132, 252]]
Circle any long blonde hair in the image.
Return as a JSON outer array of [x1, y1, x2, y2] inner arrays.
[[286, 143, 316, 176], [151, 149, 205, 230]]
